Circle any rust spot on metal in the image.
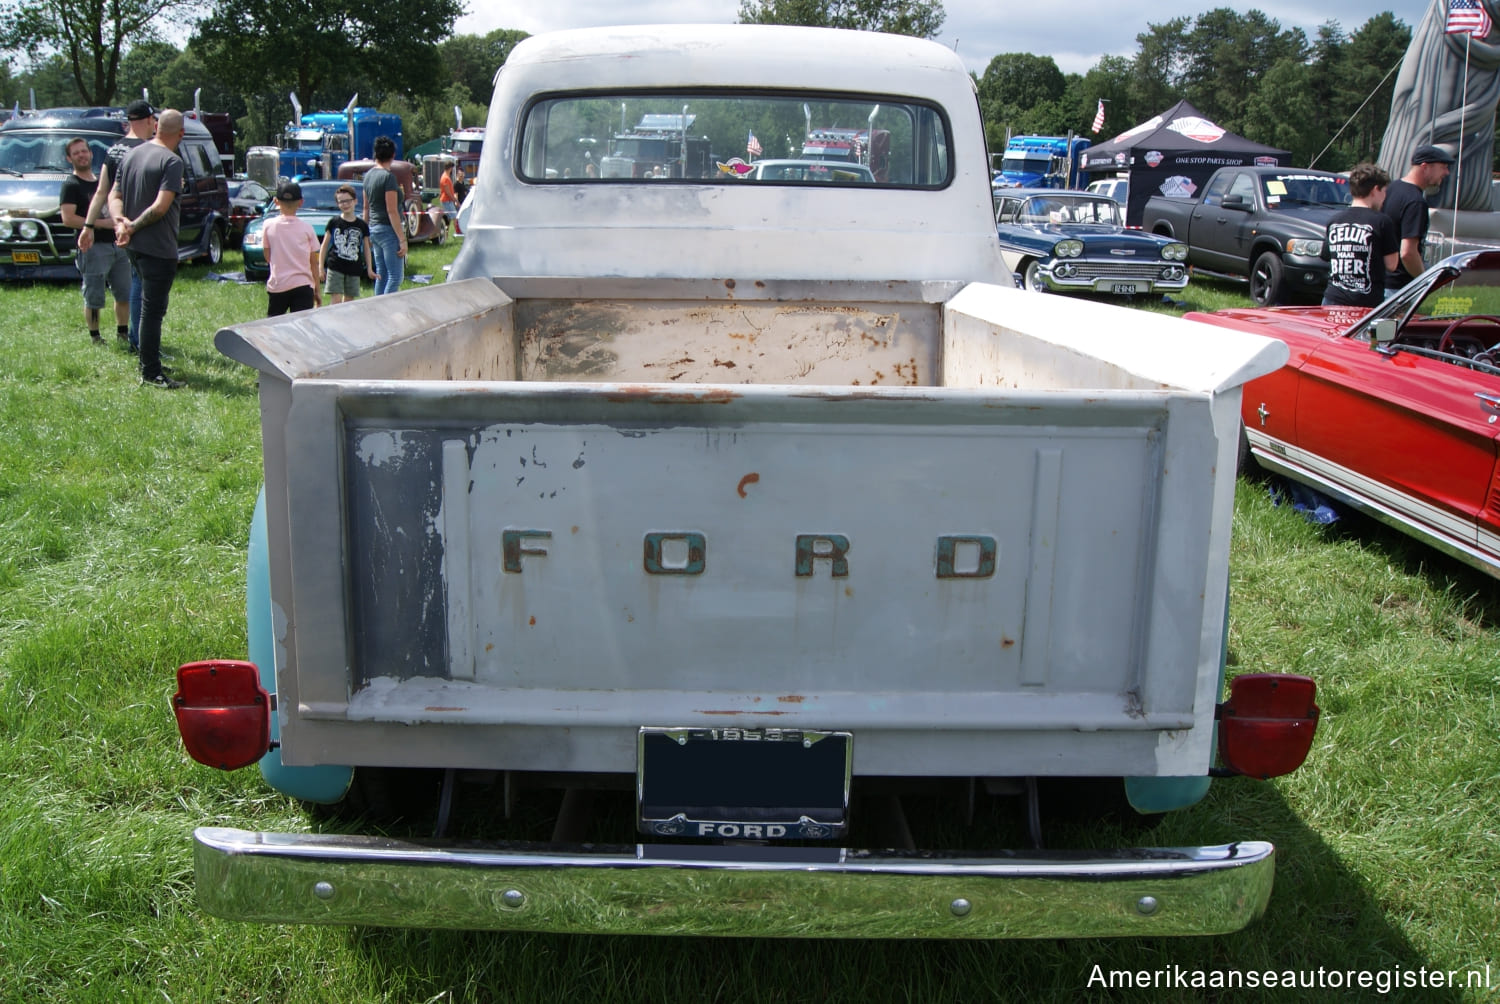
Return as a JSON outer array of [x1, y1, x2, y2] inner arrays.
[[724, 279, 736, 290], [754, 281, 766, 288], [485, 644, 494, 653], [777, 695, 805, 704], [571, 526, 579, 534], [424, 707, 466, 712], [845, 586, 854, 597], [736, 472, 760, 498], [529, 616, 536, 626], [604, 387, 740, 404], [1001, 636, 1016, 648], [697, 709, 788, 716], [712, 358, 737, 368]]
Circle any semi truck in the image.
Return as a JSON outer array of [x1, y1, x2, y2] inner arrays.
[[599, 112, 713, 179], [797, 103, 891, 181], [279, 94, 402, 181], [992, 134, 1091, 190], [172, 23, 1318, 940]]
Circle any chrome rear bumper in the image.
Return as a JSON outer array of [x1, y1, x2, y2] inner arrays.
[[193, 827, 1276, 938]]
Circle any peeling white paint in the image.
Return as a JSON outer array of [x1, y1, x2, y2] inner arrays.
[[354, 430, 418, 468]]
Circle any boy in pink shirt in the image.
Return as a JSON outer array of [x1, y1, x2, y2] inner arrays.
[[262, 181, 322, 315]]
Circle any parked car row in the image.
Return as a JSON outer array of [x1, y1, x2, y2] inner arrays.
[[0, 107, 232, 279]]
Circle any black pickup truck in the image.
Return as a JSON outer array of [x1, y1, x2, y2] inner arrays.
[[1142, 165, 1351, 306]]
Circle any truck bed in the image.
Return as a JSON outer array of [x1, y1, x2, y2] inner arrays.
[[217, 277, 1283, 780]]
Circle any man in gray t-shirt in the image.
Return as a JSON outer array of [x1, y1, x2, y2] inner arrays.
[[110, 109, 186, 388]]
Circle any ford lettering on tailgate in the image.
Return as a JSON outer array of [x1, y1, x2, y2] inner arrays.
[[338, 394, 1166, 711]]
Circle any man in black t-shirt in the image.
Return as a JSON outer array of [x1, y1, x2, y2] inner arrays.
[[1324, 163, 1400, 308], [58, 137, 132, 343], [1382, 144, 1454, 296], [77, 100, 157, 350]]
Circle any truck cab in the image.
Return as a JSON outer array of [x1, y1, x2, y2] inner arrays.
[[993, 135, 1090, 190]]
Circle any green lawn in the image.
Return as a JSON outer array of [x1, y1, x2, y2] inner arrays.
[[0, 254, 1495, 1002]]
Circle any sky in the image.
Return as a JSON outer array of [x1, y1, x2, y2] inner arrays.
[[455, 1, 1438, 77]]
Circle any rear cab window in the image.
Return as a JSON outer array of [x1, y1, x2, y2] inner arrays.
[[518, 90, 952, 188]]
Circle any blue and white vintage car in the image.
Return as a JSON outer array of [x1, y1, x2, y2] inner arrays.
[[994, 188, 1188, 296]]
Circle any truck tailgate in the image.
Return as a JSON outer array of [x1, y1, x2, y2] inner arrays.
[[219, 278, 1283, 779], [278, 379, 1208, 776]]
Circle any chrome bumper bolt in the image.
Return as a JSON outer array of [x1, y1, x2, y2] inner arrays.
[[949, 898, 972, 917], [1136, 895, 1159, 916], [313, 881, 335, 901], [501, 888, 526, 909]]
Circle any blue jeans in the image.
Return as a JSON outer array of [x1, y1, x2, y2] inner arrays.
[[128, 251, 177, 380], [129, 271, 142, 348], [369, 223, 404, 295]]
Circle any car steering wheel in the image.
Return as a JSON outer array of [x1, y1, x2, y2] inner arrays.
[[1437, 315, 1500, 355]]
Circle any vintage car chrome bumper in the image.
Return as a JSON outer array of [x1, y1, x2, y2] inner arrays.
[[194, 827, 1276, 938], [1036, 260, 1188, 294]]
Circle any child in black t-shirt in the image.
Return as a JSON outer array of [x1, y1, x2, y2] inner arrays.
[[1324, 164, 1400, 309], [319, 184, 376, 304]]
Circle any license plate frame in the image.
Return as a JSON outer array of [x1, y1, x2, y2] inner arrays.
[[637, 727, 852, 839], [1108, 281, 1138, 295], [10, 251, 40, 265]]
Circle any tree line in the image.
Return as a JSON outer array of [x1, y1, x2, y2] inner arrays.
[[0, 0, 1418, 173], [980, 10, 1414, 172]]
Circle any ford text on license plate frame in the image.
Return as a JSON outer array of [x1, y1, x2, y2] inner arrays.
[[637, 727, 852, 839]]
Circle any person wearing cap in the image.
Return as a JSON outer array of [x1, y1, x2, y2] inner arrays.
[[261, 181, 322, 316], [1381, 144, 1455, 296], [77, 99, 156, 350], [110, 108, 187, 389]]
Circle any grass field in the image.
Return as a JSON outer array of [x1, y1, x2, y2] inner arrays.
[[0, 247, 1496, 1002]]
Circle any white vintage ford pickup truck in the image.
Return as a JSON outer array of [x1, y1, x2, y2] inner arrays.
[[173, 24, 1318, 939]]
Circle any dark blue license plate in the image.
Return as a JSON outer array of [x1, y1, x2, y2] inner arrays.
[[637, 727, 851, 839]]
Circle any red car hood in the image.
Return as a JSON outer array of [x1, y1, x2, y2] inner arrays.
[[1185, 304, 1370, 343]]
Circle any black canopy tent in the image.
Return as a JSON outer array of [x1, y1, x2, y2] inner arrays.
[[1080, 100, 1290, 226]]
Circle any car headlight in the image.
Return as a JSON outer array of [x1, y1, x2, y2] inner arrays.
[[16, 220, 41, 240], [0, 219, 11, 240], [243, 230, 262, 249], [1053, 239, 1084, 258], [1286, 238, 1322, 256], [1163, 242, 1188, 261]]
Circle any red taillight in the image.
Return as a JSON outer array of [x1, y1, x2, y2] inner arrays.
[[173, 660, 271, 771], [1217, 673, 1319, 779]]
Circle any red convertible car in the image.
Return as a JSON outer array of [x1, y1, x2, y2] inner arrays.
[[1188, 250, 1500, 579]]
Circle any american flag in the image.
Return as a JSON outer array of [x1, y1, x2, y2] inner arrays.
[[1091, 100, 1106, 134], [747, 130, 762, 157], [1447, 0, 1492, 36]]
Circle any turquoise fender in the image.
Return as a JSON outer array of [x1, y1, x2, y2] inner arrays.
[[1124, 774, 1213, 814], [248, 488, 353, 803]]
